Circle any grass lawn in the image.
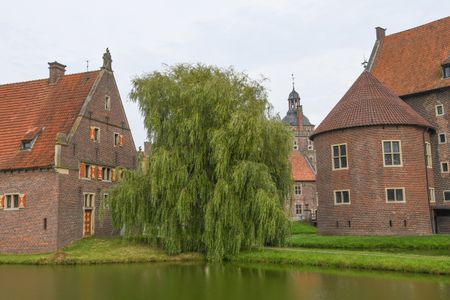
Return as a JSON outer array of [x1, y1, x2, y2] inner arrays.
[[290, 221, 317, 235], [233, 247, 450, 275], [288, 233, 450, 253], [0, 238, 203, 265]]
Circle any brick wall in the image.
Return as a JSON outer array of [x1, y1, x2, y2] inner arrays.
[[0, 171, 59, 253], [314, 125, 433, 235], [402, 88, 450, 206], [289, 180, 317, 220], [56, 70, 136, 247]]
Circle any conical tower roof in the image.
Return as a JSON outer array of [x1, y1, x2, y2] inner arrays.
[[311, 71, 433, 139]]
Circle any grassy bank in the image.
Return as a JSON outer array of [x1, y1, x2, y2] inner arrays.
[[233, 247, 450, 275], [288, 233, 450, 252], [2, 229, 450, 276], [0, 238, 203, 265]]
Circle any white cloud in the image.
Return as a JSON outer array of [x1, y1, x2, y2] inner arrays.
[[1, 0, 449, 147]]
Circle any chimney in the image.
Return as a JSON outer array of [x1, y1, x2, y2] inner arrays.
[[144, 142, 152, 156], [296, 106, 304, 130], [375, 27, 386, 41], [48, 61, 66, 85]]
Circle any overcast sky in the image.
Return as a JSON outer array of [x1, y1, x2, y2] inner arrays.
[[1, 1, 449, 148]]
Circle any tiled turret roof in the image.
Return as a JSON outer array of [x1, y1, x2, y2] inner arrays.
[[311, 71, 433, 139]]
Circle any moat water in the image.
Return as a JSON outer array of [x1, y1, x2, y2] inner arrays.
[[1, 263, 449, 300]]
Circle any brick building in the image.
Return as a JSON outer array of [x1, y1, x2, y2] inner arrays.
[[311, 71, 435, 235], [288, 151, 317, 221], [282, 86, 316, 168], [282, 86, 318, 221], [368, 17, 450, 233], [0, 49, 137, 253]]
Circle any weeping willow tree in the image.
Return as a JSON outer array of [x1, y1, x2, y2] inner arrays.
[[106, 64, 292, 260]]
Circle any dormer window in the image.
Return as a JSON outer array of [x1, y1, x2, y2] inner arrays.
[[20, 127, 43, 150], [22, 140, 33, 150], [443, 64, 450, 79]]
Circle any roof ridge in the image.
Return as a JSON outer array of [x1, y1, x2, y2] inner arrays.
[[384, 16, 449, 38], [0, 70, 101, 88]]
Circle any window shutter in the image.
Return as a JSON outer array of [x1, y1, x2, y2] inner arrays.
[[90, 165, 97, 179], [89, 127, 95, 140], [19, 194, 26, 209], [98, 166, 103, 180], [111, 168, 116, 182], [0, 195, 4, 209], [80, 163, 86, 178], [119, 134, 124, 146]]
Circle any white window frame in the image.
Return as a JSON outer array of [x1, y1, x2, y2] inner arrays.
[[441, 161, 449, 173], [92, 127, 100, 143], [114, 132, 120, 147], [334, 189, 351, 205], [385, 187, 406, 203], [80, 163, 92, 180], [382, 140, 403, 167], [425, 142, 432, 168], [307, 139, 314, 150], [293, 140, 298, 150], [295, 203, 302, 215], [294, 184, 302, 195], [435, 104, 444, 116], [4, 193, 20, 210], [331, 143, 348, 170], [444, 190, 450, 202], [429, 187, 436, 203], [83, 193, 95, 209], [439, 133, 447, 144], [102, 167, 112, 182], [105, 95, 111, 111]]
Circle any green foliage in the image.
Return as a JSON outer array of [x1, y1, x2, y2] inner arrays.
[[106, 64, 292, 260]]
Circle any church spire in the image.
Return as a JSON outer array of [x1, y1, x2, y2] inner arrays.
[[288, 74, 300, 110]]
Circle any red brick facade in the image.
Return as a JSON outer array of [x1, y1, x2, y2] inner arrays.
[[369, 18, 450, 233], [0, 51, 136, 253], [311, 71, 435, 235], [314, 126, 433, 235]]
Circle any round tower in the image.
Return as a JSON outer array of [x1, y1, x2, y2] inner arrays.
[[310, 71, 435, 235]]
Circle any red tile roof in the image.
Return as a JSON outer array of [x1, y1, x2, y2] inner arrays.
[[0, 71, 100, 170], [289, 151, 315, 182], [311, 71, 433, 139], [370, 17, 450, 96]]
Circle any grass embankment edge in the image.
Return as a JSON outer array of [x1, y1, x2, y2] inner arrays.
[[231, 247, 450, 275], [0, 238, 203, 265]]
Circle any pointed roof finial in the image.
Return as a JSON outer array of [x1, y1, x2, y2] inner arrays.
[[291, 73, 295, 90], [101, 48, 113, 72]]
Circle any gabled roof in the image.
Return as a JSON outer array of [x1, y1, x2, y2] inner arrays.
[[370, 17, 450, 96], [0, 71, 101, 170], [289, 151, 315, 182], [311, 71, 433, 139]]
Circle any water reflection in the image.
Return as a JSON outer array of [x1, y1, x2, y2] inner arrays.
[[0, 263, 449, 300]]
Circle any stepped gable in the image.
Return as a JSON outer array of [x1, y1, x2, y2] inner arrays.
[[370, 16, 450, 96], [0, 71, 100, 170], [311, 71, 433, 139], [289, 151, 315, 181]]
